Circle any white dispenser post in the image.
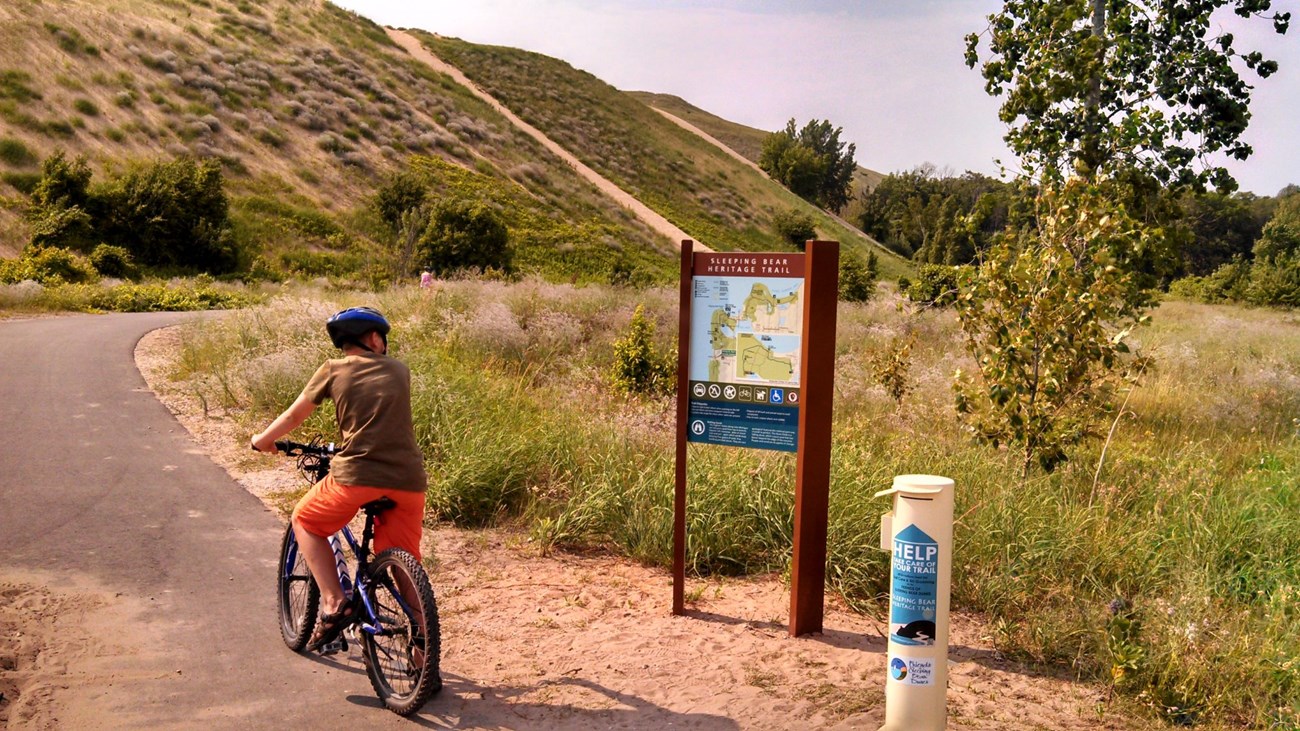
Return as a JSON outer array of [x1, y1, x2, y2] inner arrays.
[[875, 475, 954, 731]]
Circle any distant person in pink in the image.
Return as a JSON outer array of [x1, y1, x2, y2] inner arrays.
[[419, 270, 433, 289]]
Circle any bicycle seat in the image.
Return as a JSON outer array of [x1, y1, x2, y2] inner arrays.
[[361, 497, 398, 517]]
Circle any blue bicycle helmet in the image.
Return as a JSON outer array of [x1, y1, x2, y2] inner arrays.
[[326, 307, 390, 350]]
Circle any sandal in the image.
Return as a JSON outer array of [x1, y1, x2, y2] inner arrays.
[[308, 605, 355, 652]]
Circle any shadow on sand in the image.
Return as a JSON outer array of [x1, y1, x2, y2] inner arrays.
[[345, 672, 740, 730]]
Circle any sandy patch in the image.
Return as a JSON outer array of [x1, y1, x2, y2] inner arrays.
[[0, 572, 167, 731]]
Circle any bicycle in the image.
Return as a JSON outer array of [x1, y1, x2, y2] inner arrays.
[[273, 437, 442, 716]]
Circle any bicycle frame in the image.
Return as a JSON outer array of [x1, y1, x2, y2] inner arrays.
[[288, 520, 417, 642], [275, 439, 419, 641]]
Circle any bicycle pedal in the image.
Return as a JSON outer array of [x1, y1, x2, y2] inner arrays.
[[319, 636, 348, 655]]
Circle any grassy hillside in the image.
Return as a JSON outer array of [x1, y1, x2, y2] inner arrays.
[[420, 33, 908, 279], [0, 0, 678, 281], [0, 0, 909, 284], [628, 91, 887, 224]]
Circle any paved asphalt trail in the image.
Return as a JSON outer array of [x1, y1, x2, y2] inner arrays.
[[0, 313, 441, 729]]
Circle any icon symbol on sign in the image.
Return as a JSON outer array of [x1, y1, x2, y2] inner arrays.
[[692, 383, 706, 397], [739, 387, 753, 401], [708, 384, 722, 399], [787, 392, 799, 404], [723, 385, 737, 399], [755, 389, 768, 402], [890, 657, 907, 680], [771, 388, 784, 404], [690, 420, 706, 435]]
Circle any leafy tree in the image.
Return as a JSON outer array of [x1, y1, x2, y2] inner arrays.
[[418, 198, 512, 275], [28, 151, 92, 212], [966, 0, 1291, 191], [957, 0, 1289, 475], [858, 167, 1020, 264], [89, 243, 136, 279], [759, 118, 857, 213], [1177, 190, 1270, 276], [900, 264, 962, 308], [954, 181, 1152, 474]]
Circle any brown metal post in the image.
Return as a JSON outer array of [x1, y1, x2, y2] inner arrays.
[[789, 240, 839, 636], [673, 240, 694, 615]]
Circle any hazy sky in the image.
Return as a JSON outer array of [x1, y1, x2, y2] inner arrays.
[[333, 0, 1298, 196]]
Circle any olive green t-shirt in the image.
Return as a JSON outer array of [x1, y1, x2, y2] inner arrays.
[[301, 352, 427, 492]]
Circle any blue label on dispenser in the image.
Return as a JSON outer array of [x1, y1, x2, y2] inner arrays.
[[889, 524, 938, 646]]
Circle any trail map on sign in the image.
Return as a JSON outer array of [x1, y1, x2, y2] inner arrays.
[[691, 278, 803, 387]]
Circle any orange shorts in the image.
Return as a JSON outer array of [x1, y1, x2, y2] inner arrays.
[[291, 475, 425, 560]]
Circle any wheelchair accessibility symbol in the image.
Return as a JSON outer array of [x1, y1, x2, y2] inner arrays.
[[690, 420, 706, 435], [770, 388, 784, 405]]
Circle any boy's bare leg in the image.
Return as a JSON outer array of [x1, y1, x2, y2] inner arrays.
[[293, 518, 346, 614]]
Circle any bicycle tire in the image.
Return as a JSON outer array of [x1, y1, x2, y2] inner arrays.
[[276, 524, 320, 651], [360, 548, 441, 715]]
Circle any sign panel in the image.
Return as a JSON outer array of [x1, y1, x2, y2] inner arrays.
[[686, 253, 805, 452], [889, 524, 939, 646]]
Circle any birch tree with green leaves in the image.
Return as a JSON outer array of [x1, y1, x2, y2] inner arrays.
[[956, 0, 1289, 474]]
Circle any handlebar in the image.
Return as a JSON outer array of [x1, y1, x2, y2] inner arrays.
[[274, 439, 340, 457], [265, 436, 338, 485]]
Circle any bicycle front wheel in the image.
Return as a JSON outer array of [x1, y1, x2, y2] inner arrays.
[[276, 524, 319, 651], [360, 548, 441, 715]]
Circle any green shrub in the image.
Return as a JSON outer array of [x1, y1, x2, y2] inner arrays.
[[839, 250, 878, 303], [772, 208, 816, 249], [278, 249, 359, 277], [89, 243, 136, 278], [0, 70, 41, 102], [418, 198, 512, 275], [96, 157, 239, 273], [0, 136, 37, 167], [28, 205, 94, 250], [374, 169, 429, 232], [2, 171, 41, 194], [609, 304, 675, 396], [25, 153, 239, 274], [29, 151, 92, 211], [1245, 252, 1300, 307], [902, 263, 960, 307], [0, 246, 96, 285], [40, 280, 256, 312], [73, 98, 100, 117]]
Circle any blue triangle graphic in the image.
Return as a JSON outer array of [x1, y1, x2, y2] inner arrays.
[[896, 524, 936, 545]]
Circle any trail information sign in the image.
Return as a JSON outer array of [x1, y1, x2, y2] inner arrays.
[[686, 253, 805, 452], [673, 240, 840, 636]]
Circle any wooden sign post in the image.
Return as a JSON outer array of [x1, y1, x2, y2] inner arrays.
[[673, 239, 840, 635]]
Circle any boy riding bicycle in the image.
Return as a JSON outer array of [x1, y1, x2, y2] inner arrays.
[[252, 307, 427, 650]]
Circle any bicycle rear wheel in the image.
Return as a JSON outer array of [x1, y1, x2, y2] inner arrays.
[[276, 524, 319, 650], [360, 548, 441, 715]]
